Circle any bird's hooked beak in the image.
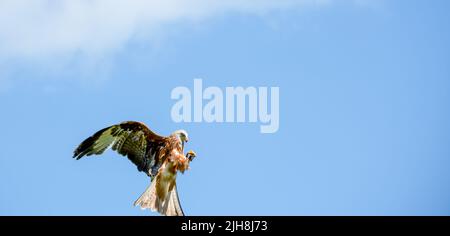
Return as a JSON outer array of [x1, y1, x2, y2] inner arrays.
[[182, 137, 188, 152], [182, 138, 187, 151]]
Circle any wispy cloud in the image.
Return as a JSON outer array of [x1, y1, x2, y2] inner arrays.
[[0, 0, 370, 88], [0, 0, 329, 58]]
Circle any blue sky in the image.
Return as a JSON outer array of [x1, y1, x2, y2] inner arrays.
[[1, 0, 449, 215]]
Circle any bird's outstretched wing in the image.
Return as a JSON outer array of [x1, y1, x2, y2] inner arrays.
[[73, 121, 167, 174]]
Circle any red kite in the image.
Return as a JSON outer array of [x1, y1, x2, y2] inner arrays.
[[73, 121, 196, 216]]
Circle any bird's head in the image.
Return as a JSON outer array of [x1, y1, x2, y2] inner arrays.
[[186, 150, 197, 162], [172, 129, 189, 149]]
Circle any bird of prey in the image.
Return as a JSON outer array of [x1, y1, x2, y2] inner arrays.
[[73, 121, 196, 216]]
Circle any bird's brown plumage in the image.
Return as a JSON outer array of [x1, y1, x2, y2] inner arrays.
[[73, 121, 193, 216]]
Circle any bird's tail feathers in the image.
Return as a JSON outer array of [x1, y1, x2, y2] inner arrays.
[[133, 179, 158, 211], [134, 180, 184, 216]]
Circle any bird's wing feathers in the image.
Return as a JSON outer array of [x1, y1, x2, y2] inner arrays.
[[73, 121, 167, 173]]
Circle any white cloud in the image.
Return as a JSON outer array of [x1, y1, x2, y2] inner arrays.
[[0, 0, 373, 88], [0, 0, 333, 59]]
